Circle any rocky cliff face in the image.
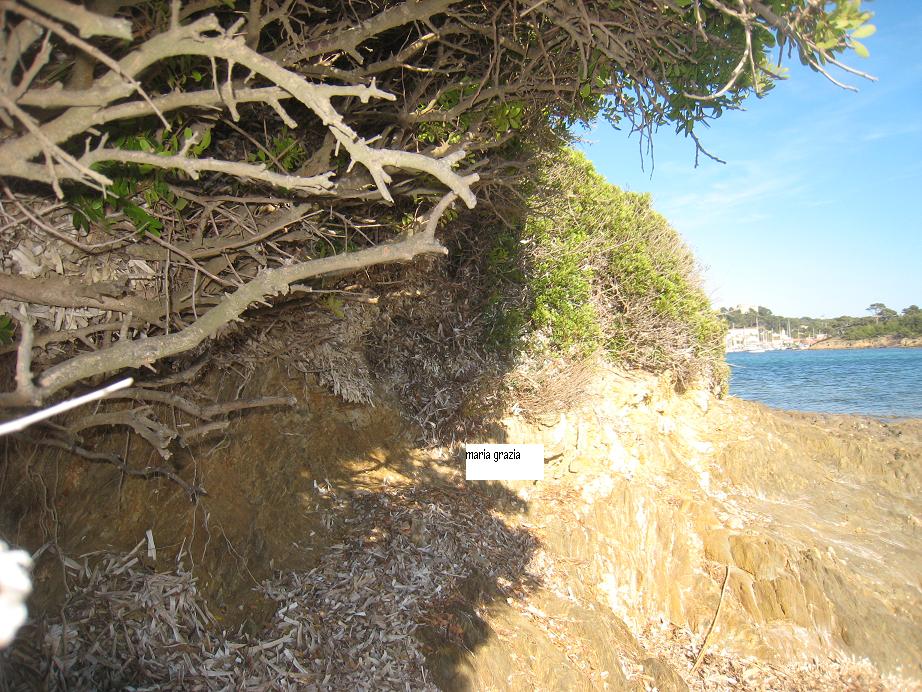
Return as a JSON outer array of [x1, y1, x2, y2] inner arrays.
[[2, 363, 921, 689], [466, 364, 922, 689]]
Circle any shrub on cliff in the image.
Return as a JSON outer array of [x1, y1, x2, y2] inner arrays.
[[0, 0, 872, 450], [488, 149, 726, 390]]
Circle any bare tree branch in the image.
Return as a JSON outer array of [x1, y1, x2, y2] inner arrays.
[[19, 0, 132, 40], [28, 230, 449, 404], [78, 147, 335, 195], [8, 306, 38, 405], [25, 433, 204, 500], [0, 273, 163, 324]]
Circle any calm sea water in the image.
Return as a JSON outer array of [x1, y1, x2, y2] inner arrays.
[[725, 348, 922, 419]]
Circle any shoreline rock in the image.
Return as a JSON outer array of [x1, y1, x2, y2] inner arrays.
[[810, 335, 922, 350], [3, 363, 921, 689]]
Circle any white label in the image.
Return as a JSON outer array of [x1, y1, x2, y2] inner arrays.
[[465, 444, 544, 481]]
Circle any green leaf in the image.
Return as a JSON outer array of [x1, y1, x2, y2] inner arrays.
[[72, 211, 88, 232], [852, 39, 870, 58], [122, 203, 163, 235], [323, 296, 345, 318], [851, 24, 876, 39], [193, 128, 212, 156], [0, 315, 13, 345], [191, 70, 203, 82], [579, 83, 591, 98]]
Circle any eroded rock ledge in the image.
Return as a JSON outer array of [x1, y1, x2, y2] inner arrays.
[[2, 363, 920, 690], [810, 335, 922, 349]]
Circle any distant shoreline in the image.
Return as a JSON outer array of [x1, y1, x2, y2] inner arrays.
[[728, 341, 922, 419], [808, 336, 922, 350]]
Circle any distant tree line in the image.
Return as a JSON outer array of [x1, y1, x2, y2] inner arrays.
[[718, 304, 922, 340]]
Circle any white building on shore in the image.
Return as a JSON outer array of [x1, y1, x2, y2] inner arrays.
[[726, 327, 761, 352], [726, 327, 795, 352]]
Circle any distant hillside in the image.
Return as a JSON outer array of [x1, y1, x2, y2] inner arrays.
[[719, 304, 922, 341]]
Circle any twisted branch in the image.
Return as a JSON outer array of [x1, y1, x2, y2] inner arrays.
[[0, 11, 478, 205]]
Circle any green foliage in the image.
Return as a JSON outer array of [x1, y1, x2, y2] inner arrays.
[[71, 178, 164, 237], [415, 82, 476, 144], [843, 302, 922, 340], [813, 0, 875, 57], [248, 129, 308, 171], [416, 120, 464, 145], [842, 316, 922, 340], [69, 126, 211, 236], [531, 252, 600, 353], [163, 56, 210, 91], [489, 102, 524, 133], [485, 228, 524, 284], [416, 79, 529, 145], [485, 149, 726, 387], [482, 230, 529, 351], [0, 314, 13, 345]]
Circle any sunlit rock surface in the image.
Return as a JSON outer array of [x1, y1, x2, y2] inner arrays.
[[2, 364, 920, 689]]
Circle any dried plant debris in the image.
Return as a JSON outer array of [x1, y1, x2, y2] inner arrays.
[[0, 541, 224, 690], [1, 484, 537, 690], [219, 301, 378, 406], [631, 619, 921, 692], [310, 304, 378, 405], [367, 259, 505, 444], [256, 486, 535, 690], [2, 482, 914, 690]]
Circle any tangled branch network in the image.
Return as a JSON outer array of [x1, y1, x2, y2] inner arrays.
[[0, 0, 478, 408]]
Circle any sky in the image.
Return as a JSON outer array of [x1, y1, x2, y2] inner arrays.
[[579, 1, 922, 319]]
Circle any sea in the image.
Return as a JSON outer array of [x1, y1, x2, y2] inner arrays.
[[725, 347, 922, 419]]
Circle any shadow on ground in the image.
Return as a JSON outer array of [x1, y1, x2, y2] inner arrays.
[[0, 363, 542, 689]]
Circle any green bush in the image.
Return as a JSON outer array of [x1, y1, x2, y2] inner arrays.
[[487, 148, 726, 389]]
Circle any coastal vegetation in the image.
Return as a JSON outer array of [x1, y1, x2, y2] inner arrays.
[[5, 3, 919, 690], [0, 0, 875, 423], [847, 304, 922, 340], [486, 149, 726, 389], [720, 304, 922, 341]]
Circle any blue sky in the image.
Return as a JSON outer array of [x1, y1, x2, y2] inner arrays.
[[579, 1, 921, 319]]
